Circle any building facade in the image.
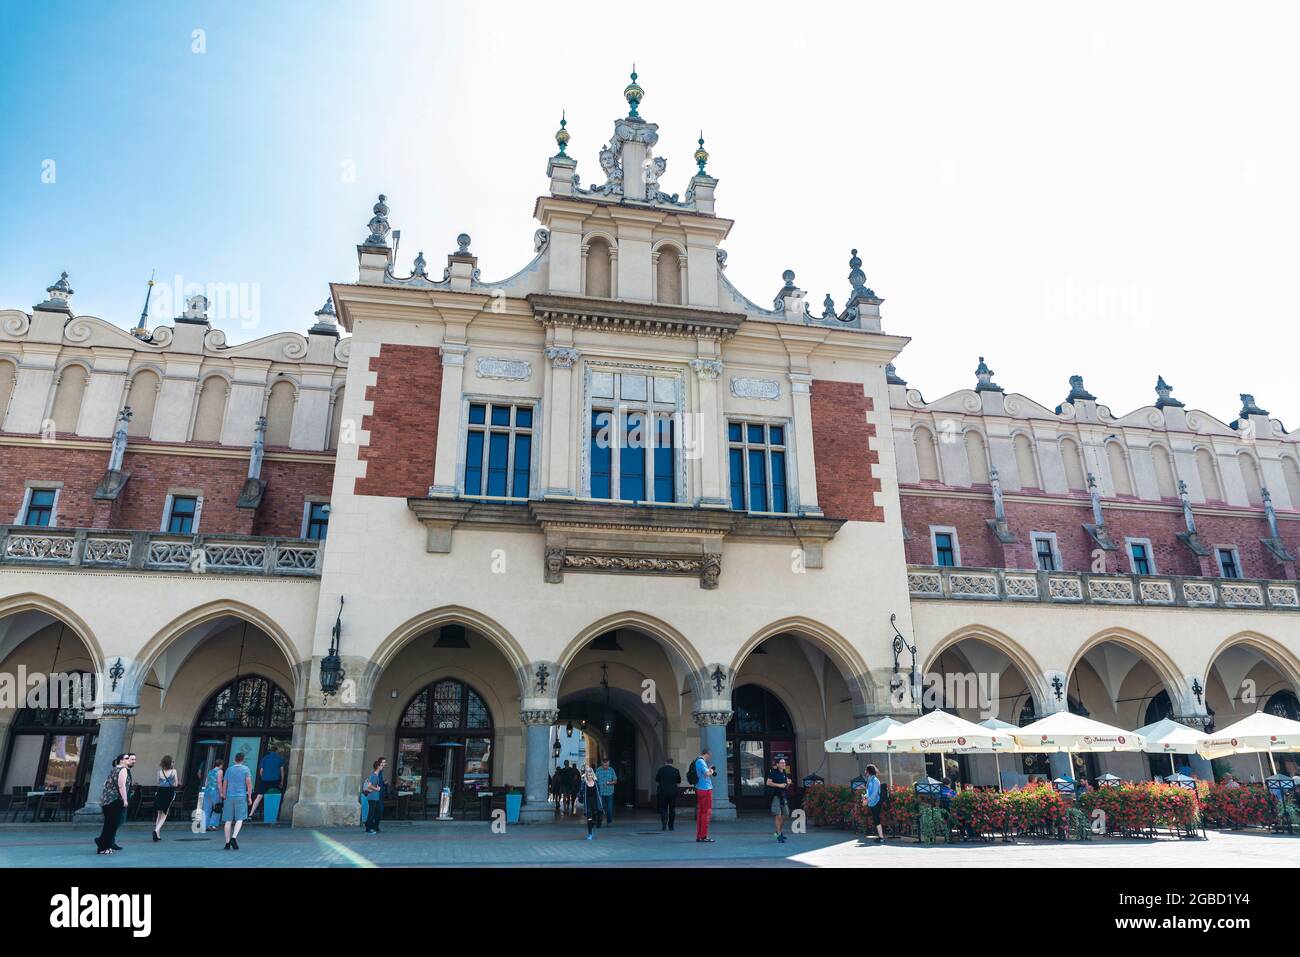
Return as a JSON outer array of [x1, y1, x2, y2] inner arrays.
[[1, 75, 1297, 827]]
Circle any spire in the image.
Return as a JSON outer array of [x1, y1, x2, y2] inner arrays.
[[694, 131, 709, 176], [555, 110, 570, 157], [624, 66, 644, 118], [133, 270, 155, 338]]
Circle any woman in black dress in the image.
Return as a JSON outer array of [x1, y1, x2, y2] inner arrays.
[[152, 755, 178, 841], [581, 766, 602, 841]]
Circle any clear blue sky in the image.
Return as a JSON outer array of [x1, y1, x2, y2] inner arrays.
[[2, 1, 1298, 427]]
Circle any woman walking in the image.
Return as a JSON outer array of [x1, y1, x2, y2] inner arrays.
[[581, 766, 602, 841], [221, 752, 253, 850], [201, 759, 224, 831], [94, 753, 134, 855], [152, 755, 178, 841]]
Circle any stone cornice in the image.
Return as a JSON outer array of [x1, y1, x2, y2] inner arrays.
[[0, 434, 335, 464], [899, 484, 1299, 521], [528, 294, 743, 341]]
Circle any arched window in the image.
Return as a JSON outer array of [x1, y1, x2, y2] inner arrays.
[[914, 426, 941, 482], [964, 430, 990, 485], [585, 238, 612, 298], [328, 386, 346, 450], [1106, 441, 1133, 496], [396, 678, 494, 814], [49, 364, 88, 434], [1061, 437, 1086, 491], [1238, 452, 1263, 506], [1283, 456, 1300, 511], [655, 245, 683, 305], [1196, 447, 1223, 502], [264, 379, 296, 447], [124, 369, 160, 438], [726, 684, 795, 810], [1266, 690, 1300, 722], [0, 359, 16, 431], [1151, 444, 1178, 499], [187, 674, 294, 800], [0, 672, 98, 799], [1143, 689, 1173, 726], [191, 375, 228, 443], [1013, 433, 1040, 489]]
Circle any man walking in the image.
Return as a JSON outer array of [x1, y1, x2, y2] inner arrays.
[[595, 757, 618, 826], [363, 757, 386, 834], [249, 746, 285, 821], [654, 757, 681, 831], [692, 748, 717, 843], [221, 752, 253, 850], [861, 763, 885, 843], [766, 756, 791, 843]]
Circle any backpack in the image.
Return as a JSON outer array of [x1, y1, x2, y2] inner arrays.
[[878, 779, 892, 807], [686, 757, 700, 786]]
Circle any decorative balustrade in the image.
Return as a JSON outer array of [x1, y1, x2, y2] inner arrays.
[[0, 526, 321, 578], [908, 565, 1300, 612]]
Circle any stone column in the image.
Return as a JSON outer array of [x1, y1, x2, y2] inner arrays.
[[693, 710, 736, 820], [74, 703, 138, 820], [690, 358, 726, 506], [429, 343, 469, 497], [291, 698, 371, 828], [520, 708, 559, 822]]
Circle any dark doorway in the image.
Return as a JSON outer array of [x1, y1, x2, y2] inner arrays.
[[726, 685, 796, 811], [556, 699, 637, 808], [394, 678, 495, 816]]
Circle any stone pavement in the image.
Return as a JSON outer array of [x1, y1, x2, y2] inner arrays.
[[0, 816, 1295, 868]]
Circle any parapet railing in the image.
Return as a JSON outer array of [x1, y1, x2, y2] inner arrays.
[[0, 526, 322, 578], [907, 565, 1299, 611]]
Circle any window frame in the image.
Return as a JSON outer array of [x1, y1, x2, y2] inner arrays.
[[456, 396, 541, 502], [1125, 537, 1156, 576], [1215, 546, 1242, 580], [161, 491, 203, 535], [301, 499, 330, 540], [580, 364, 686, 505], [930, 526, 961, 567], [17, 483, 61, 527], [727, 418, 794, 515], [1030, 531, 1060, 572]]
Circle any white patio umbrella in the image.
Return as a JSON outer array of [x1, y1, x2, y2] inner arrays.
[[978, 717, 1022, 791], [1013, 711, 1145, 783], [823, 716, 907, 786], [1200, 711, 1300, 777], [868, 710, 1016, 786], [1133, 717, 1211, 777]]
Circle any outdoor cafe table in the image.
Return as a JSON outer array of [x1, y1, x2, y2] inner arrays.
[[17, 791, 55, 822]]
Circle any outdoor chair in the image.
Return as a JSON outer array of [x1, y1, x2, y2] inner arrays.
[[35, 790, 61, 822]]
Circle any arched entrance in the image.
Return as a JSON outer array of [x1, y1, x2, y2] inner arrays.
[[1, 671, 98, 801], [726, 684, 795, 811], [187, 675, 294, 800], [1206, 636, 1300, 779], [394, 678, 494, 817]]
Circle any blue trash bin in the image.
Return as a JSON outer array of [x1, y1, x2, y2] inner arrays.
[[505, 791, 522, 824], [263, 790, 281, 823]]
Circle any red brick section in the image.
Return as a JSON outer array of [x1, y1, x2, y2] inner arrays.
[[354, 343, 442, 498], [0, 441, 334, 536], [810, 380, 884, 522], [901, 486, 1300, 578]]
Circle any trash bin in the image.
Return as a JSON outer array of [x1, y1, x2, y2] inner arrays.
[[505, 790, 522, 824], [262, 789, 281, 823]]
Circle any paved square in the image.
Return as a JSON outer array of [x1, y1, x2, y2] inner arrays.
[[1, 817, 1295, 868]]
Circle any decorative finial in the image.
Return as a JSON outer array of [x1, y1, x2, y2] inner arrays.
[[38, 270, 75, 311], [1064, 375, 1096, 403], [886, 363, 907, 386], [1154, 374, 1183, 409], [413, 250, 427, 278], [1239, 393, 1268, 418], [846, 248, 876, 302], [555, 111, 569, 157], [314, 297, 336, 318], [822, 293, 836, 320], [364, 194, 391, 247], [624, 67, 644, 119], [694, 131, 709, 176], [309, 295, 340, 337], [974, 356, 1003, 393], [456, 234, 472, 256]]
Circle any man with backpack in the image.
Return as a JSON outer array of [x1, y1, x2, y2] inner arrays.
[[689, 748, 717, 843], [861, 763, 886, 843]]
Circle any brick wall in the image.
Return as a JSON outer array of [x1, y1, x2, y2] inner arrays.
[[0, 441, 334, 536], [810, 379, 884, 522], [354, 344, 442, 498], [902, 487, 1298, 578]]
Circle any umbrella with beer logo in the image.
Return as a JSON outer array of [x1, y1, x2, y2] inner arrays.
[[1199, 711, 1300, 777]]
